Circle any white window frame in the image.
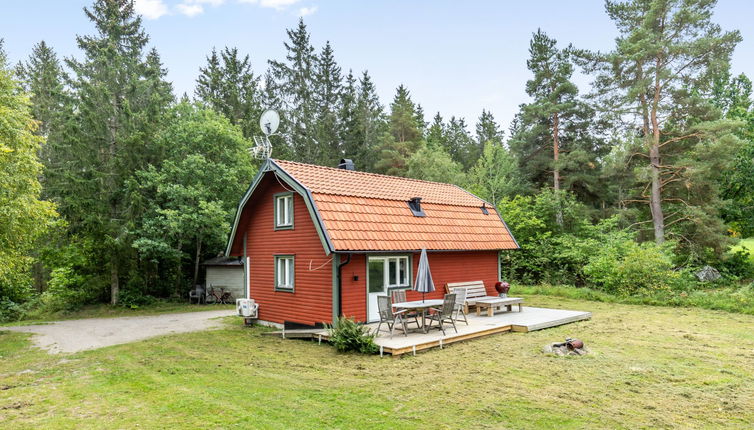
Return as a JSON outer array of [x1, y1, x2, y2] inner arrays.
[[368, 255, 411, 289], [274, 255, 295, 292], [274, 192, 294, 230]]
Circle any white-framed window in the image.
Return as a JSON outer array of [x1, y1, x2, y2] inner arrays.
[[275, 255, 295, 291], [368, 256, 410, 291], [274, 192, 293, 229]]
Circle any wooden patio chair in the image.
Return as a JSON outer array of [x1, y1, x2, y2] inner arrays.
[[426, 293, 458, 336], [374, 295, 408, 339], [391, 289, 422, 330], [451, 287, 469, 325]]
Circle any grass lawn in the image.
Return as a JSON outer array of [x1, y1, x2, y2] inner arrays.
[[2, 295, 753, 429], [1, 301, 235, 327]]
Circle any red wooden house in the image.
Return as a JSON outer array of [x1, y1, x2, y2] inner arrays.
[[226, 158, 519, 327]]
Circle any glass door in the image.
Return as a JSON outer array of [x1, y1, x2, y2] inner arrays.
[[366, 256, 410, 322], [367, 258, 386, 322]]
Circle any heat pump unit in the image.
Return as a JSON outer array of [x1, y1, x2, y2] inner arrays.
[[236, 298, 258, 318]]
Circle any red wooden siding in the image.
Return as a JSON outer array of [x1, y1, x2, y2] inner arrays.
[[340, 254, 367, 321], [240, 175, 333, 326], [340, 250, 500, 323]]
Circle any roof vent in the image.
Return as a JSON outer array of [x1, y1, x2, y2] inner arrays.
[[408, 197, 425, 217], [481, 203, 489, 215], [338, 158, 355, 170]]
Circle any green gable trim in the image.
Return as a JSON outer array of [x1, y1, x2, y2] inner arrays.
[[225, 159, 334, 256]]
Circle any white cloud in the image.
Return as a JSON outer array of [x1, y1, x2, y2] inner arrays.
[[133, 0, 169, 20], [191, 0, 226, 6], [298, 6, 317, 17], [176, 3, 204, 16], [239, 0, 302, 11]]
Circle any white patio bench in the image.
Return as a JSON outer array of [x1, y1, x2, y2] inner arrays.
[[445, 281, 507, 315]]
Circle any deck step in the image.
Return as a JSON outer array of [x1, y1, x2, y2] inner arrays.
[[262, 329, 327, 339]]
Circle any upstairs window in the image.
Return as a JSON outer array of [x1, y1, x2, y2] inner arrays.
[[274, 192, 294, 229]]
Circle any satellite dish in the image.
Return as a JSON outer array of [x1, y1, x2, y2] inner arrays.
[[259, 110, 280, 135]]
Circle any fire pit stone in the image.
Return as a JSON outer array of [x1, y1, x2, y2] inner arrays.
[[543, 338, 589, 356]]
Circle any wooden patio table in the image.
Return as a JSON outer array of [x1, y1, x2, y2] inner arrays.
[[392, 299, 443, 333]]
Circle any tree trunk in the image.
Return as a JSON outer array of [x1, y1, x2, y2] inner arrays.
[[552, 111, 563, 226], [110, 262, 119, 305], [193, 236, 202, 288], [650, 57, 665, 245]]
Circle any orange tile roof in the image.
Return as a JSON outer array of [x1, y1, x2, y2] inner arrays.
[[272, 159, 518, 251]]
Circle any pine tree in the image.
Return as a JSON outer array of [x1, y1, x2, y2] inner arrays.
[[511, 30, 608, 217], [444, 116, 476, 170], [63, 0, 173, 304], [195, 47, 262, 138], [313, 41, 343, 165], [339, 70, 360, 160], [195, 48, 223, 107], [475, 109, 504, 147], [353, 70, 385, 170], [16, 41, 67, 138], [374, 85, 423, 175], [581, 0, 741, 246], [426, 113, 446, 149], [267, 18, 317, 162]]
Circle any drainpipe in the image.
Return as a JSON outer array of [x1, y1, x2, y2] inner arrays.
[[336, 253, 352, 322]]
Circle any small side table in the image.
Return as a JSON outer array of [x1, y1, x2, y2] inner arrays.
[[475, 297, 524, 316]]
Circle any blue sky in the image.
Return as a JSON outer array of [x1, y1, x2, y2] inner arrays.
[[2, 0, 753, 131]]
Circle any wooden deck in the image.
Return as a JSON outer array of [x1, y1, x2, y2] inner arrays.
[[264, 306, 591, 357]]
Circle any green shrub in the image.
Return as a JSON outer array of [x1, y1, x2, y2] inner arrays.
[[117, 287, 157, 309], [719, 247, 754, 280], [0, 298, 26, 322], [36, 266, 94, 313], [583, 240, 679, 295], [326, 316, 378, 354]]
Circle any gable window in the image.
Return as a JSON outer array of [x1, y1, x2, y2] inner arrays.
[[274, 192, 294, 230], [275, 255, 295, 291]]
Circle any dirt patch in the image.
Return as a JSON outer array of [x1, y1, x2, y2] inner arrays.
[[2, 309, 235, 354]]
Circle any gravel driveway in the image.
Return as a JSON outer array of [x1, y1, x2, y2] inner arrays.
[[2, 309, 236, 354]]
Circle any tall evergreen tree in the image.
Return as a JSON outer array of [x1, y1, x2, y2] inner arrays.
[[374, 85, 423, 175], [353, 71, 385, 170], [444, 116, 476, 170], [511, 29, 582, 224], [195, 47, 262, 138], [511, 30, 607, 216], [475, 109, 504, 147], [581, 0, 741, 247], [267, 18, 317, 162], [312, 41, 343, 165], [339, 70, 359, 159], [62, 0, 173, 304], [426, 112, 446, 149], [15, 41, 68, 139]]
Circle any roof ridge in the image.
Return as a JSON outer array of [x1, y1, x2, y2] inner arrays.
[[272, 158, 464, 189]]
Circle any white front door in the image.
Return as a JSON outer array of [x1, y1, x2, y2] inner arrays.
[[367, 256, 410, 322]]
